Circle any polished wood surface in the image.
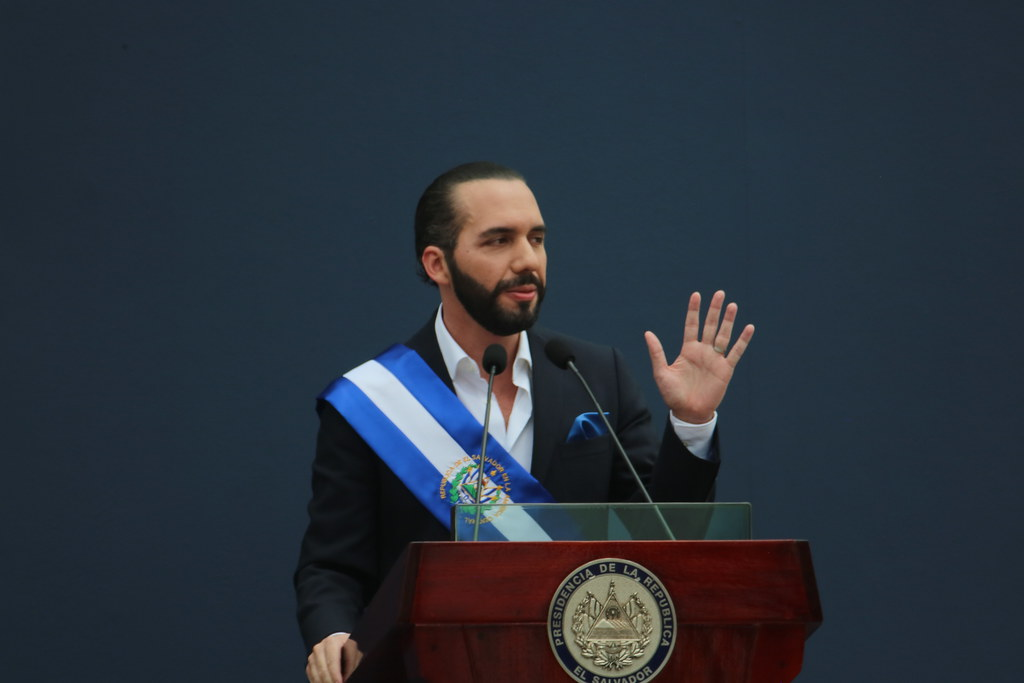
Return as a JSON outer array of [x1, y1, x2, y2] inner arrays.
[[352, 541, 821, 682]]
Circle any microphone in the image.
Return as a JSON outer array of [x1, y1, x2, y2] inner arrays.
[[473, 343, 508, 540], [482, 344, 508, 375], [543, 337, 575, 370], [544, 338, 675, 540]]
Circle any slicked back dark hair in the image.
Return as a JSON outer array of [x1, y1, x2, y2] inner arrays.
[[414, 161, 525, 285]]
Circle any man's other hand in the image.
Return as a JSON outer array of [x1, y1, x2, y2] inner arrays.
[[306, 633, 362, 683]]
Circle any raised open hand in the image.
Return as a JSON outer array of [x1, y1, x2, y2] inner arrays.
[[644, 290, 755, 424]]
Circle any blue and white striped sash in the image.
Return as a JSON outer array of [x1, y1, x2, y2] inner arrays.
[[319, 344, 555, 539]]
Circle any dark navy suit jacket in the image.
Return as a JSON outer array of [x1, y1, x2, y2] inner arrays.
[[294, 319, 719, 651]]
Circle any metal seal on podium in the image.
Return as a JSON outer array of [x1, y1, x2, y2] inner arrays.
[[548, 558, 676, 682]]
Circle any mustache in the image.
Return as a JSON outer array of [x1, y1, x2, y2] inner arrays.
[[494, 272, 543, 293]]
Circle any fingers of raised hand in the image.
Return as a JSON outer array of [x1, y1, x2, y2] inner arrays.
[[682, 292, 701, 344], [712, 302, 738, 354], [725, 323, 755, 367], [682, 291, 753, 366], [645, 330, 668, 369], [701, 290, 726, 345]]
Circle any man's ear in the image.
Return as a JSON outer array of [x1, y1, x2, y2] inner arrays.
[[421, 246, 451, 286]]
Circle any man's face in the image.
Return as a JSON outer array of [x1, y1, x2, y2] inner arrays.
[[445, 179, 547, 336]]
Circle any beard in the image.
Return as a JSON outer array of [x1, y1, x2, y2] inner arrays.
[[447, 256, 546, 336]]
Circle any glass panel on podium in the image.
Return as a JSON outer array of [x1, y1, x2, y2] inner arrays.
[[451, 502, 751, 541]]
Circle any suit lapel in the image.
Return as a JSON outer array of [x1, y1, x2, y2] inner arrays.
[[528, 327, 570, 483]]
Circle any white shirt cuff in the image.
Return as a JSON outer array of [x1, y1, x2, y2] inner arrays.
[[669, 411, 717, 461]]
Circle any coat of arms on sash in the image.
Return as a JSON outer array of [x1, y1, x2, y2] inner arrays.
[[440, 454, 513, 525], [548, 559, 676, 682]]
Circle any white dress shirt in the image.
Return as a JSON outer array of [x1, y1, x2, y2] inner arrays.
[[435, 307, 537, 470]]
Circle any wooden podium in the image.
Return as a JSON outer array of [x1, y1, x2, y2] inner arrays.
[[350, 540, 821, 682]]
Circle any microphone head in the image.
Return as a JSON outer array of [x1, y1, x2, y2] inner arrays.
[[544, 338, 575, 370], [482, 344, 508, 375]]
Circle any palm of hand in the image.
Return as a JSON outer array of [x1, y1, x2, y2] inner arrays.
[[653, 340, 736, 423], [644, 291, 755, 424]]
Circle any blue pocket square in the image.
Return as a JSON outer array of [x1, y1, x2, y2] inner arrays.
[[566, 412, 610, 443]]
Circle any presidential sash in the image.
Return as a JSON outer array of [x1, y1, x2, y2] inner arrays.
[[319, 344, 556, 540]]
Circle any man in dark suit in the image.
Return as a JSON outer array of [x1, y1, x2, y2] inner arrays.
[[296, 162, 755, 683]]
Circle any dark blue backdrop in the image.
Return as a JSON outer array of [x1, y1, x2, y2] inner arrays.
[[4, 1, 1022, 680]]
